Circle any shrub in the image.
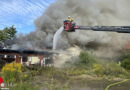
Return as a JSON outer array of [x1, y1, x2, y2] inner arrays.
[[93, 64, 103, 76], [120, 51, 130, 69], [2, 62, 21, 72], [121, 58, 130, 70], [93, 63, 127, 77], [75, 51, 97, 68], [104, 63, 127, 76], [1, 62, 22, 83], [65, 51, 129, 78]]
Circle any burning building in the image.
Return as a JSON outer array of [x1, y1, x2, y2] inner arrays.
[[0, 49, 53, 66]]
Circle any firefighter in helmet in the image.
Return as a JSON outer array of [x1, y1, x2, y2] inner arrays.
[[67, 16, 73, 22], [67, 16, 75, 31]]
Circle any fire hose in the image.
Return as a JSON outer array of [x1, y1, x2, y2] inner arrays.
[[105, 79, 128, 90]]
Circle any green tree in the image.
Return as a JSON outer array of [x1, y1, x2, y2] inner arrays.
[[0, 26, 17, 46]]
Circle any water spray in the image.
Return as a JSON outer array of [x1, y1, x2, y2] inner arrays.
[[53, 26, 64, 50]]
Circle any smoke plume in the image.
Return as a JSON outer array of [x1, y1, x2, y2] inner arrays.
[[16, 0, 130, 59]]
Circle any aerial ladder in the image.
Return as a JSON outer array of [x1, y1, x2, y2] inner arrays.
[[63, 20, 130, 33]]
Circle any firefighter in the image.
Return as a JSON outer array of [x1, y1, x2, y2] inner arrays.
[[67, 16, 75, 31], [67, 16, 73, 22]]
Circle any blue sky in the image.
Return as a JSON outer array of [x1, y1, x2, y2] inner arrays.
[[0, 0, 55, 34]]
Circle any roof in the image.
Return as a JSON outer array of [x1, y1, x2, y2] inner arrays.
[[0, 49, 53, 55]]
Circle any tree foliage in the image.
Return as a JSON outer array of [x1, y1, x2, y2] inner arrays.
[[0, 26, 17, 45]]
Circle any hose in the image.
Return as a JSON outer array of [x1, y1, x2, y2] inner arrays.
[[105, 79, 128, 90]]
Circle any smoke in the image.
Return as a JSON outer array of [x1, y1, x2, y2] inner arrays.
[[14, 0, 130, 59]]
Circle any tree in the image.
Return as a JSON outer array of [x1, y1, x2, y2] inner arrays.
[[0, 26, 17, 47]]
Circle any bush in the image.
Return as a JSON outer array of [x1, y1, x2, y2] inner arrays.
[[74, 51, 97, 68], [2, 62, 21, 72], [93, 63, 127, 77], [1, 62, 22, 83], [121, 58, 130, 70], [120, 51, 130, 70], [93, 64, 103, 76], [65, 51, 129, 78]]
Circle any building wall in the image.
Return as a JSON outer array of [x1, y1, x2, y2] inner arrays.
[[0, 53, 21, 63], [0, 52, 53, 66]]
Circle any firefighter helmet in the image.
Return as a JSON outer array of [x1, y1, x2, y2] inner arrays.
[[67, 16, 73, 22]]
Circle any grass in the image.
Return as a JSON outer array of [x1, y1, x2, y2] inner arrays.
[[44, 79, 69, 90], [10, 83, 38, 90], [92, 63, 128, 77], [64, 51, 130, 79], [1, 51, 130, 90]]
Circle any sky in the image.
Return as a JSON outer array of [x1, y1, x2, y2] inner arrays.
[[0, 0, 55, 34]]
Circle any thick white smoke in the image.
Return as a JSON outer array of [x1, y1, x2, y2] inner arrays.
[[33, 0, 130, 58], [14, 0, 130, 59]]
